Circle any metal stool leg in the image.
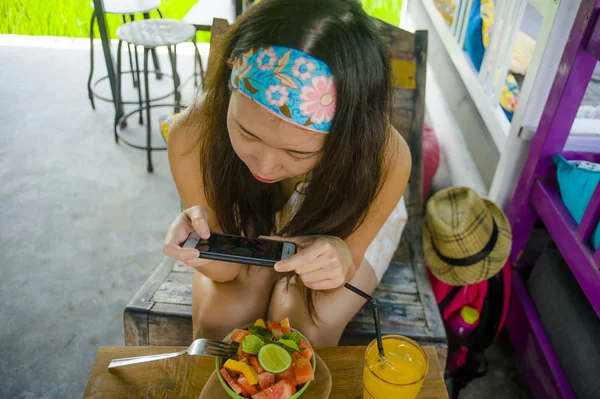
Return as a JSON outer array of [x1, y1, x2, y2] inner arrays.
[[173, 45, 181, 103], [134, 44, 144, 125], [167, 46, 180, 114], [144, 12, 163, 80], [123, 15, 138, 88], [192, 37, 204, 88], [115, 40, 124, 143], [87, 12, 96, 110], [143, 48, 154, 173], [193, 38, 198, 88], [128, 14, 143, 124]]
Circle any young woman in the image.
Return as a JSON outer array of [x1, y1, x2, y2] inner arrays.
[[163, 0, 411, 346]]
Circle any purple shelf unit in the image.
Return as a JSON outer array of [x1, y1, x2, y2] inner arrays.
[[504, 1, 600, 398]]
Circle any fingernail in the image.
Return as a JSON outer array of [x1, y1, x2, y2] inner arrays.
[[201, 225, 210, 238], [275, 262, 289, 272]]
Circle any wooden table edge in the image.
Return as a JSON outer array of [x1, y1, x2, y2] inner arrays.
[[85, 345, 448, 398]]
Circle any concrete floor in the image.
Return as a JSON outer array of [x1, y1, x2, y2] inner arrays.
[[0, 36, 530, 398], [0, 36, 201, 398]]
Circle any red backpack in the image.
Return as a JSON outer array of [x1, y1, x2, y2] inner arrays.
[[428, 261, 511, 397]]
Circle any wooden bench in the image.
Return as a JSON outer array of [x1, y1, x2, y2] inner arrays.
[[125, 18, 448, 368]]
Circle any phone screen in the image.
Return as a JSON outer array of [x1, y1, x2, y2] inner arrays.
[[200, 234, 284, 261]]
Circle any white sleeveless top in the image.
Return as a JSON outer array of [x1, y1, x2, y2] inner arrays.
[[275, 184, 408, 283]]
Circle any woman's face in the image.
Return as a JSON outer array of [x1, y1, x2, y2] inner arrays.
[[227, 91, 326, 184]]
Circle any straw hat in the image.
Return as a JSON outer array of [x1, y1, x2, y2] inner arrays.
[[423, 187, 512, 286]]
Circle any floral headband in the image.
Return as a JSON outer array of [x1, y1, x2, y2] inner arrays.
[[230, 45, 336, 133]]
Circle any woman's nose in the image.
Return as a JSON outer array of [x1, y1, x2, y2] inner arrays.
[[255, 150, 281, 177]]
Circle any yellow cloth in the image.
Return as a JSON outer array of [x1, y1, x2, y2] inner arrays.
[[510, 31, 536, 75], [481, 0, 494, 48], [480, 0, 536, 75], [499, 73, 520, 115], [434, 0, 457, 26], [159, 113, 181, 143]]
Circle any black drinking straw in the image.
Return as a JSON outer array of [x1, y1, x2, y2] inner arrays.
[[344, 283, 385, 359]]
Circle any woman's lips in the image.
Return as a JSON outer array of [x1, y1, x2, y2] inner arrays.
[[252, 173, 277, 183]]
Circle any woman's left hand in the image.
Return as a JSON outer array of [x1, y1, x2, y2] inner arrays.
[[261, 235, 353, 290]]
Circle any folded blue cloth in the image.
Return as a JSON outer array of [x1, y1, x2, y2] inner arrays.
[[464, 0, 485, 71], [554, 155, 600, 250]]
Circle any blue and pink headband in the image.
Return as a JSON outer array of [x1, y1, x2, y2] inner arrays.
[[230, 45, 336, 133]]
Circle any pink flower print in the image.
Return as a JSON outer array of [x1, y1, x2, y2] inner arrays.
[[257, 48, 278, 71], [266, 85, 289, 107], [291, 57, 316, 81], [299, 75, 336, 124]]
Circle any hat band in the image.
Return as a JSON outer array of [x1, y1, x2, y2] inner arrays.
[[432, 220, 498, 267]]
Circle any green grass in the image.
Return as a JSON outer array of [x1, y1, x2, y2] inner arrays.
[[0, 0, 401, 41], [0, 0, 198, 38], [361, 0, 402, 26]]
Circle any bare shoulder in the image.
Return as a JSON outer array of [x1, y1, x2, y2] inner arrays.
[[167, 104, 209, 211], [383, 126, 411, 191], [167, 105, 203, 157]]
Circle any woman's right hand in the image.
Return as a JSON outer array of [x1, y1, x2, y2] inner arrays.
[[163, 205, 214, 268]]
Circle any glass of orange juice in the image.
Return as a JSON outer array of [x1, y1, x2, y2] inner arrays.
[[363, 335, 429, 399]]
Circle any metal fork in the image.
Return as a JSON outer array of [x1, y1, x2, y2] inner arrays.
[[108, 339, 239, 369]]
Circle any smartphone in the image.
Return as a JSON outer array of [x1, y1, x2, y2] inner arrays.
[[182, 232, 296, 267]]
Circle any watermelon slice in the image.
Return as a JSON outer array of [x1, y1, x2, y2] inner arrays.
[[257, 372, 275, 390], [291, 352, 303, 362], [299, 338, 313, 361], [251, 379, 297, 399], [220, 368, 243, 395], [292, 355, 314, 385], [250, 391, 270, 399], [250, 356, 265, 374], [231, 328, 251, 344], [266, 321, 283, 339], [238, 375, 259, 395], [239, 384, 251, 398], [275, 367, 297, 386]]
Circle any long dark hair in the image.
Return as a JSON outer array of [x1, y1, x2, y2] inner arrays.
[[185, 0, 393, 321]]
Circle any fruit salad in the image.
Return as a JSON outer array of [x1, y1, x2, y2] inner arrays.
[[217, 317, 316, 399]]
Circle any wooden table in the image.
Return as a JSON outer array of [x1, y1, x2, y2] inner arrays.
[[84, 346, 448, 398]]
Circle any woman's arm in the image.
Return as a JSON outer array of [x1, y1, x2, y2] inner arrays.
[[343, 128, 411, 278], [166, 110, 245, 282]]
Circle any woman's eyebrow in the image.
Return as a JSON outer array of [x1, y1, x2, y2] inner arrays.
[[235, 118, 322, 155]]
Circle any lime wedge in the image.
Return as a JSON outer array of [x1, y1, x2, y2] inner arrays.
[[258, 344, 292, 374]]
